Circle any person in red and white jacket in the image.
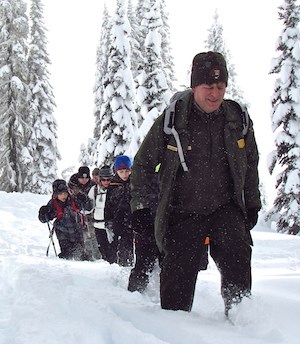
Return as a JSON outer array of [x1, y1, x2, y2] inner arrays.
[[38, 179, 93, 260]]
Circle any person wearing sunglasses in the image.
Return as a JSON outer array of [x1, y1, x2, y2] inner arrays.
[[88, 165, 115, 263]]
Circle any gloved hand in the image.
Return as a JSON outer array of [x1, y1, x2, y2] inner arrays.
[[76, 192, 87, 204], [246, 208, 260, 230], [39, 206, 49, 223], [132, 208, 154, 237]]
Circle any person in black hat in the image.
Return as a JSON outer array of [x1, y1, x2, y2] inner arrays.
[[88, 165, 115, 263], [68, 166, 100, 260], [130, 51, 261, 316], [38, 179, 93, 260]]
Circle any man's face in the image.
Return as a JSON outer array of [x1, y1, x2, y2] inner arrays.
[[192, 82, 226, 113]]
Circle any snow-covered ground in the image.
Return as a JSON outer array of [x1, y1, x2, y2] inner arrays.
[[0, 191, 299, 344]]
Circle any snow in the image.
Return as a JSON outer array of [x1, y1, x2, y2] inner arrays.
[[1, 191, 300, 344]]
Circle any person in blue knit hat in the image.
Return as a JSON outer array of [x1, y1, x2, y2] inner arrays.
[[105, 155, 134, 266], [113, 155, 132, 171]]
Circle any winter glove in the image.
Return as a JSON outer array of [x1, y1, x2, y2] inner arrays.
[[39, 206, 50, 223], [132, 208, 154, 237], [246, 208, 260, 231], [75, 192, 87, 204]]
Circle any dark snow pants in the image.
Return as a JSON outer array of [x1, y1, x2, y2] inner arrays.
[[95, 228, 112, 263], [128, 233, 161, 292], [58, 239, 84, 260], [160, 202, 252, 312], [110, 224, 134, 267]]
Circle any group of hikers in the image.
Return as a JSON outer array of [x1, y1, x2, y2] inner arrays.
[[39, 155, 160, 293], [38, 51, 261, 316]]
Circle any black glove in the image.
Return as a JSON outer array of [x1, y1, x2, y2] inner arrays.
[[246, 208, 259, 230], [76, 192, 87, 204], [132, 208, 154, 236], [39, 206, 49, 223]]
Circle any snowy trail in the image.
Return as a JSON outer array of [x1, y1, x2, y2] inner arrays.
[[0, 192, 300, 343]]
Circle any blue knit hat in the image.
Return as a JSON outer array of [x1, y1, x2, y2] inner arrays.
[[114, 155, 132, 170]]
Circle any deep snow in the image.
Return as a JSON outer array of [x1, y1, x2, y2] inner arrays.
[[0, 191, 300, 344]]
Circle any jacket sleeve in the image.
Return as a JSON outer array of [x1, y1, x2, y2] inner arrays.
[[88, 186, 96, 210], [244, 118, 261, 210], [130, 115, 166, 213], [104, 186, 116, 223], [75, 192, 94, 212], [38, 200, 56, 222]]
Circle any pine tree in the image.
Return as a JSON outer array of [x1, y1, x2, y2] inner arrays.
[[127, 0, 143, 81], [0, 0, 31, 192], [94, 0, 138, 167], [205, 9, 246, 105], [135, 0, 172, 141], [132, 0, 148, 127], [160, 0, 176, 93], [26, 0, 60, 194], [78, 143, 91, 166], [267, 0, 300, 235], [92, 5, 111, 154]]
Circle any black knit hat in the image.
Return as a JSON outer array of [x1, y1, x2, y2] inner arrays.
[[52, 179, 68, 195], [77, 166, 90, 179], [190, 51, 228, 87], [99, 165, 114, 178]]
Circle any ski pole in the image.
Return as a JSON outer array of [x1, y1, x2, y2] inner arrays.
[[46, 219, 57, 257]]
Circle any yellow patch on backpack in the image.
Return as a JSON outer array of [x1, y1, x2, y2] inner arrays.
[[237, 139, 245, 148]]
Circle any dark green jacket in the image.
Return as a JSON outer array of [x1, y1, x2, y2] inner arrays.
[[131, 90, 261, 251]]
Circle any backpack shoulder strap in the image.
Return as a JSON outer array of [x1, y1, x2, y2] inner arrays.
[[163, 89, 192, 135], [162, 89, 192, 172], [225, 99, 250, 136], [94, 185, 98, 202], [52, 196, 63, 220]]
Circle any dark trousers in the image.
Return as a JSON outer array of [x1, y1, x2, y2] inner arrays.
[[110, 226, 134, 267], [95, 228, 112, 263], [160, 202, 252, 312], [128, 233, 161, 292], [59, 239, 84, 260]]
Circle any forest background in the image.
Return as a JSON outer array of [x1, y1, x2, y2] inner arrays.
[[42, 0, 282, 206]]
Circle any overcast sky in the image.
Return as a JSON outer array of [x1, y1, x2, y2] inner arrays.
[[40, 0, 283, 203]]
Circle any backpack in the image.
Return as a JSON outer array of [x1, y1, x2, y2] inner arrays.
[[163, 89, 250, 172]]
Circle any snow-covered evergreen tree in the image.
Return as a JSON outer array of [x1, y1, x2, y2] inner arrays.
[[92, 4, 111, 160], [0, 0, 31, 192], [26, 0, 60, 194], [160, 0, 176, 93], [78, 143, 91, 167], [94, 0, 138, 167], [205, 9, 246, 105], [127, 0, 142, 81], [267, 0, 300, 235], [131, 0, 148, 127], [135, 0, 171, 141]]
